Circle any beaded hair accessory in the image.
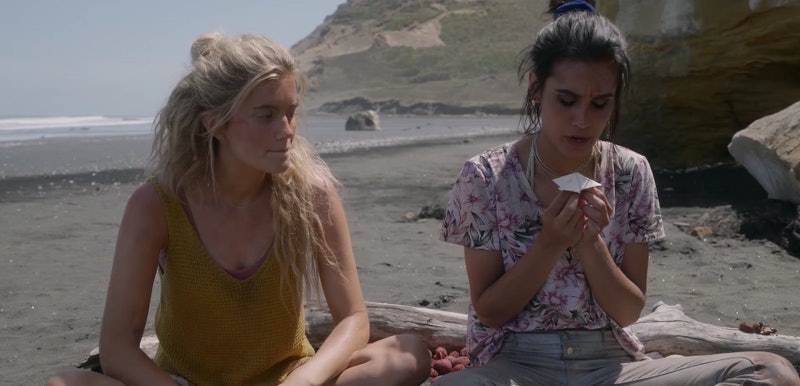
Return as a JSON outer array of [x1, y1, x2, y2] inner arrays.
[[553, 0, 596, 17]]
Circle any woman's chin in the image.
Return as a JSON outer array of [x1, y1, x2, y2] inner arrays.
[[562, 137, 596, 155], [266, 163, 291, 175]]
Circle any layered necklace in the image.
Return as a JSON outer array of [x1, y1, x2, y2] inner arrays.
[[527, 131, 598, 183]]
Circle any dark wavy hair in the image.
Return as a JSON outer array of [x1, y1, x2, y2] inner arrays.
[[518, 0, 631, 137]]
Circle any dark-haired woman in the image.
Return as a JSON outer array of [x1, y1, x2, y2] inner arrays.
[[436, 1, 800, 384]]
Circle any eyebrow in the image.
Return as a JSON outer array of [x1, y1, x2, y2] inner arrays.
[[252, 103, 298, 110], [555, 89, 615, 99]]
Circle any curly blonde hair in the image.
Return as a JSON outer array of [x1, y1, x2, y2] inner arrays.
[[149, 32, 336, 299]]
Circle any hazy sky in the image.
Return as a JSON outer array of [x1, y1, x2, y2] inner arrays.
[[0, 1, 344, 118]]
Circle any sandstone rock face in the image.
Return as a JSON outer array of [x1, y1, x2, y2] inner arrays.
[[727, 100, 800, 204], [345, 110, 381, 131], [598, 0, 800, 169]]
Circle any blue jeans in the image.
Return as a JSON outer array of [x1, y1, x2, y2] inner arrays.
[[434, 329, 769, 386]]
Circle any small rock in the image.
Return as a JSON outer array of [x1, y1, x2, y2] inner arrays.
[[690, 226, 713, 239], [345, 110, 381, 131], [401, 211, 418, 222], [419, 204, 445, 220]]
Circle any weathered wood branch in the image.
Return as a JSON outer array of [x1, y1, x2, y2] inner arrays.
[[78, 301, 800, 370], [631, 302, 800, 364], [307, 301, 800, 365], [305, 301, 468, 352]]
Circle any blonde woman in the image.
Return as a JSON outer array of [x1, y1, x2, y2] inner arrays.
[[46, 32, 430, 386]]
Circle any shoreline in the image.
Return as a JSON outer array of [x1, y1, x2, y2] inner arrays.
[[2, 133, 799, 385], [0, 132, 772, 211], [0, 131, 520, 180]]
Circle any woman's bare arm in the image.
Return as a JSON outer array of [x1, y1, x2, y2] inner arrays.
[[98, 183, 176, 386], [281, 185, 369, 385], [573, 188, 648, 326], [465, 191, 583, 328]]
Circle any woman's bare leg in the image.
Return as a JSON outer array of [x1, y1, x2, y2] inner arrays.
[[45, 368, 124, 386], [329, 334, 431, 386]]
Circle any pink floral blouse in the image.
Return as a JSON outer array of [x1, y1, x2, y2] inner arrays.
[[440, 139, 665, 366]]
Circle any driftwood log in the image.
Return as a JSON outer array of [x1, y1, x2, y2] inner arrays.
[[78, 301, 800, 370], [631, 302, 800, 364], [305, 301, 468, 351]]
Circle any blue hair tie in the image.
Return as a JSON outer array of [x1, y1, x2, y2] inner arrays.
[[553, 0, 596, 17]]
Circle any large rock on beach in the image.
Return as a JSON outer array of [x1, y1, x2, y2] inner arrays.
[[597, 0, 800, 169], [345, 110, 381, 131], [728, 101, 800, 204]]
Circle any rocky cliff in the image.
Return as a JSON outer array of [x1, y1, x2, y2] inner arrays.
[[294, 0, 800, 170], [598, 0, 800, 169]]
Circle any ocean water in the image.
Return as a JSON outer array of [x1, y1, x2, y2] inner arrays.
[[0, 115, 522, 154], [0, 116, 154, 142]]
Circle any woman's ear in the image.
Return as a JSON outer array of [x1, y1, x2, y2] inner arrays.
[[528, 72, 542, 103], [200, 112, 214, 131], [200, 112, 223, 139]]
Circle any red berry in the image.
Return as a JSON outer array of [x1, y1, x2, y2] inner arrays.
[[432, 358, 453, 375], [449, 356, 470, 367], [433, 346, 448, 360]]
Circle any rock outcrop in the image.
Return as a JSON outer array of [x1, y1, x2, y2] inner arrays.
[[319, 97, 519, 116], [728, 101, 800, 204], [597, 0, 800, 169], [345, 110, 381, 131]]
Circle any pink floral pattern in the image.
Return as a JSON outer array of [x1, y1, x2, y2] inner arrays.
[[440, 139, 665, 366]]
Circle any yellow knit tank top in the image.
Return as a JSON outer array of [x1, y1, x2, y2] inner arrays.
[[151, 181, 315, 385]]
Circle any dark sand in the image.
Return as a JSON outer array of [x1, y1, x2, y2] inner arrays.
[[1, 134, 798, 385]]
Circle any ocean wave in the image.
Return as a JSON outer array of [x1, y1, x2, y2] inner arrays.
[[0, 116, 153, 131], [0, 115, 521, 149]]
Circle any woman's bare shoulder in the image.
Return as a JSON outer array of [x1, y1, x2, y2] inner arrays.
[[126, 181, 165, 214], [118, 181, 168, 247]]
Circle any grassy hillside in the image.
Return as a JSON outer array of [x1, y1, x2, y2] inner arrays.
[[293, 0, 548, 114]]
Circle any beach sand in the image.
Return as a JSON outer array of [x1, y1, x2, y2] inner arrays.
[[1, 134, 799, 385]]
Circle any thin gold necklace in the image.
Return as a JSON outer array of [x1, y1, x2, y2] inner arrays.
[[527, 131, 596, 182]]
